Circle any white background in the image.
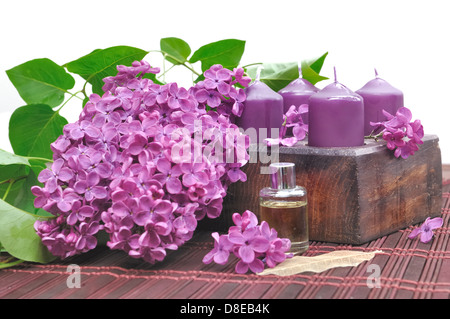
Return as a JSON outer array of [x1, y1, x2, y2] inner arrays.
[[1, 0, 449, 162]]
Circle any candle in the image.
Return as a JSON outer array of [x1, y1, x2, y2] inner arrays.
[[356, 69, 404, 136], [308, 68, 364, 147], [278, 68, 319, 124], [237, 67, 284, 144]]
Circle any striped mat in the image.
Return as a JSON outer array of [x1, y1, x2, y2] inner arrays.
[[1, 189, 450, 299]]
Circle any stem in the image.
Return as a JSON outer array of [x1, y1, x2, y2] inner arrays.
[[157, 64, 176, 79], [148, 50, 201, 77], [365, 131, 384, 141], [0, 258, 25, 269], [241, 62, 263, 69], [2, 180, 13, 201], [55, 90, 84, 113], [24, 156, 53, 163]]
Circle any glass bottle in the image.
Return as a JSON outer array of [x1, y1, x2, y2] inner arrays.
[[259, 162, 309, 254]]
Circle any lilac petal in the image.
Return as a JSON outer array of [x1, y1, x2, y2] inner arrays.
[[112, 202, 130, 217], [239, 245, 255, 264], [420, 230, 434, 243], [38, 169, 53, 183], [148, 142, 163, 154], [426, 217, 444, 230], [232, 213, 243, 227], [214, 250, 230, 265], [52, 158, 64, 173], [182, 173, 198, 187], [155, 222, 171, 236], [265, 138, 281, 147], [84, 126, 100, 138], [227, 169, 242, 183], [87, 172, 100, 187], [87, 222, 100, 235], [128, 142, 144, 155], [57, 201, 72, 212], [248, 258, 265, 274], [228, 231, 245, 245], [217, 82, 230, 95], [202, 249, 217, 264], [75, 237, 86, 250], [96, 163, 113, 178], [179, 99, 195, 112], [195, 171, 209, 185], [46, 179, 58, 193], [280, 137, 298, 147], [58, 168, 74, 182], [194, 89, 209, 103], [128, 234, 140, 250], [118, 227, 132, 240], [235, 260, 249, 274], [154, 200, 173, 216], [166, 177, 182, 194], [217, 68, 231, 81], [408, 227, 422, 239], [91, 186, 107, 199], [85, 236, 97, 250], [292, 125, 307, 140], [67, 212, 78, 225], [133, 210, 150, 226], [150, 247, 166, 262], [250, 236, 270, 253], [156, 158, 171, 174]]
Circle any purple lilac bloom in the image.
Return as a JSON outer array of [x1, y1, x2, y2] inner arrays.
[[264, 104, 309, 147], [203, 210, 292, 274], [371, 107, 424, 159], [33, 60, 251, 263]]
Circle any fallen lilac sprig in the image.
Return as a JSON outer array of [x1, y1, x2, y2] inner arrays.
[[265, 104, 308, 147], [202, 210, 292, 274], [408, 217, 443, 243], [369, 107, 424, 159]]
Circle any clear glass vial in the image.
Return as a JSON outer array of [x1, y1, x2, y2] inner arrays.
[[259, 162, 309, 254]]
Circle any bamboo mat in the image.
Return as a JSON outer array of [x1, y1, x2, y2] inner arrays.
[[1, 186, 450, 300]]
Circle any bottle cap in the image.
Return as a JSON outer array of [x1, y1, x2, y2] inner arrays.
[[270, 162, 296, 189]]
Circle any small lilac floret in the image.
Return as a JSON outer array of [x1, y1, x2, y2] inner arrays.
[[408, 217, 443, 243], [203, 210, 292, 274]]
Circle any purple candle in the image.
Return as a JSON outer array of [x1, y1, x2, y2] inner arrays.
[[278, 68, 319, 124], [308, 68, 364, 147], [356, 69, 404, 136], [237, 67, 284, 144]]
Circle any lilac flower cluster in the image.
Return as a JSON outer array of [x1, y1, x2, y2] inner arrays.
[[265, 104, 309, 147], [32, 61, 251, 262], [203, 210, 292, 274], [370, 107, 424, 159]]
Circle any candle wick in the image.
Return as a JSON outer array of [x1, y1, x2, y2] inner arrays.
[[374, 68, 379, 78], [334, 66, 337, 83], [256, 65, 264, 81]]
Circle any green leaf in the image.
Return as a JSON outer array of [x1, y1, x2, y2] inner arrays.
[[0, 198, 55, 263], [189, 39, 246, 72], [9, 104, 68, 159], [160, 37, 191, 65], [65, 45, 149, 95], [6, 58, 75, 107], [308, 52, 328, 74], [301, 52, 329, 85], [0, 149, 30, 167], [246, 62, 300, 92]]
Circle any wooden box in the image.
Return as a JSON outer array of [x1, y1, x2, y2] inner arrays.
[[200, 134, 442, 245]]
